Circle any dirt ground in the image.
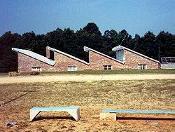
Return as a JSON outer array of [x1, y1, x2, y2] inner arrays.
[[0, 80, 175, 131], [0, 74, 175, 84]]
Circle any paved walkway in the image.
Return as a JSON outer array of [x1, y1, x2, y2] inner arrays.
[[0, 74, 175, 84]]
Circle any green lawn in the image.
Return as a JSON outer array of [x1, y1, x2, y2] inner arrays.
[[42, 69, 175, 75]]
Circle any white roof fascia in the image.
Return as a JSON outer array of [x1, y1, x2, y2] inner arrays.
[[112, 45, 160, 63], [83, 46, 124, 64], [47, 46, 89, 65], [12, 48, 55, 66]]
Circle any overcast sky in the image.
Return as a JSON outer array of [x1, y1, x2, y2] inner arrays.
[[0, 0, 175, 36]]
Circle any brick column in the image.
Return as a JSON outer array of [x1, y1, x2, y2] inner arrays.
[[46, 46, 50, 59]]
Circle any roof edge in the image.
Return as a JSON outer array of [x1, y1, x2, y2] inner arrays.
[[83, 46, 124, 64], [47, 46, 89, 65], [12, 48, 56, 66]]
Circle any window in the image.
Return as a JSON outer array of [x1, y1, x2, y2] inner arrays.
[[32, 66, 42, 72], [67, 65, 77, 71], [103, 65, 112, 70], [116, 50, 124, 61], [138, 64, 147, 70], [50, 50, 54, 60]]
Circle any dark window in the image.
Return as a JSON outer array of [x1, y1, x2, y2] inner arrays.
[[104, 65, 108, 70], [50, 50, 54, 60], [67, 65, 77, 71], [138, 64, 147, 70], [103, 65, 112, 70]]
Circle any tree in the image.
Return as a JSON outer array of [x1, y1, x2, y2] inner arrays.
[[0, 31, 21, 72], [103, 29, 120, 56], [156, 31, 175, 59], [139, 31, 157, 59], [83, 22, 101, 36], [132, 34, 141, 51], [44, 28, 63, 50]]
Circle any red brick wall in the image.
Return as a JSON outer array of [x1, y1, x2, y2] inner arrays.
[[18, 53, 54, 73], [53, 52, 89, 71], [18, 52, 90, 73], [88, 51, 125, 70], [124, 50, 160, 69], [17, 48, 160, 73]]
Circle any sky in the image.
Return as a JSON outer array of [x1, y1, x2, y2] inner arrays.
[[0, 0, 175, 37]]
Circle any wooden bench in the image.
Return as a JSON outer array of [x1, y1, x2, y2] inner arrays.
[[30, 106, 80, 121], [100, 109, 175, 120]]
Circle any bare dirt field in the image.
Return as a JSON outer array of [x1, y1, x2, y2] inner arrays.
[[0, 80, 175, 131], [0, 74, 175, 84]]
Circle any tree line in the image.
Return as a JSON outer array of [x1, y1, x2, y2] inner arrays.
[[0, 23, 175, 72]]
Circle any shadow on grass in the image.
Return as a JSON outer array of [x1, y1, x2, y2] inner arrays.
[[117, 117, 175, 121], [2, 92, 28, 106]]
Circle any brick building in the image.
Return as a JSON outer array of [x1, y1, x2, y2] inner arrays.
[[12, 45, 160, 73], [46, 46, 89, 72], [112, 45, 160, 69], [12, 48, 55, 73], [84, 46, 125, 70]]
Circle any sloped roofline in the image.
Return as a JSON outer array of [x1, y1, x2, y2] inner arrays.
[[47, 46, 89, 65], [84, 46, 124, 64], [112, 45, 160, 63], [12, 48, 55, 66]]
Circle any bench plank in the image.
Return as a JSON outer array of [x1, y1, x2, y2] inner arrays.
[[102, 109, 175, 114], [30, 106, 80, 121], [31, 106, 79, 111], [100, 109, 175, 121]]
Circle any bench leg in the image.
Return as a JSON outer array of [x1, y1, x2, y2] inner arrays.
[[100, 112, 116, 121], [30, 110, 40, 121], [67, 108, 80, 121]]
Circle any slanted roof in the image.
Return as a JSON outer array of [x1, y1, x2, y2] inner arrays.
[[12, 48, 55, 65], [112, 45, 160, 63], [47, 46, 89, 65], [84, 46, 124, 64]]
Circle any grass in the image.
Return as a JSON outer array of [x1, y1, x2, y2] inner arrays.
[[0, 80, 174, 108], [0, 69, 174, 77], [0, 80, 175, 131], [42, 69, 175, 75]]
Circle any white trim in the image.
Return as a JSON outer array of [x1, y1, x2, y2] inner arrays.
[[112, 45, 160, 63], [12, 48, 55, 66], [32, 66, 42, 72], [47, 46, 89, 65], [83, 46, 124, 64]]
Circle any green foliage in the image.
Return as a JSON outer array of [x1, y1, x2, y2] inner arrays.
[[82, 22, 101, 36]]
